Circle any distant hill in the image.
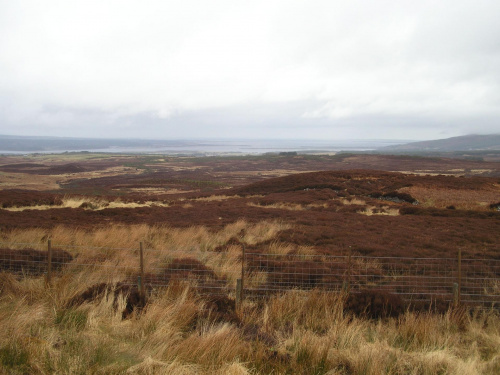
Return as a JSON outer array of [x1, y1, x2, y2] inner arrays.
[[380, 134, 500, 152]]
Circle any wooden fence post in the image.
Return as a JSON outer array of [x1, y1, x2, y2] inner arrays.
[[457, 248, 462, 307], [343, 246, 352, 293], [236, 243, 246, 311], [347, 246, 352, 293], [236, 278, 243, 309], [241, 244, 245, 303], [46, 239, 52, 286], [139, 242, 145, 300], [452, 283, 459, 308]]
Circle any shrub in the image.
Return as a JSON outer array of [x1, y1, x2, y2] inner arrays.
[[490, 202, 500, 211], [266, 261, 330, 290], [0, 248, 73, 276], [67, 282, 145, 319], [345, 289, 405, 319], [200, 294, 239, 324], [379, 191, 418, 204]]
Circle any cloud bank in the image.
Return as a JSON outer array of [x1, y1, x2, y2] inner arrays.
[[1, 0, 499, 140]]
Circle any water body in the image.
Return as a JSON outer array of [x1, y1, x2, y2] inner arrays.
[[0, 138, 410, 155]]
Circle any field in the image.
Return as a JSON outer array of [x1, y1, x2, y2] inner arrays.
[[1, 152, 500, 374]]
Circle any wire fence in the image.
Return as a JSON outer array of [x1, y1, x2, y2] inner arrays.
[[1, 241, 499, 308], [245, 252, 500, 307]]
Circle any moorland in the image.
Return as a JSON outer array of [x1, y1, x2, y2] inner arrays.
[[0, 151, 499, 374]]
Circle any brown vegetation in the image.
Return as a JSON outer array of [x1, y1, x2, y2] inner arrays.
[[0, 153, 500, 373], [0, 248, 73, 276]]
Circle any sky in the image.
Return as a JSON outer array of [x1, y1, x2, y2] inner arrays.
[[0, 0, 499, 141]]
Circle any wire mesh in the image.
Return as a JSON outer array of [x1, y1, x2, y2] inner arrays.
[[0, 242, 498, 307], [141, 249, 235, 296], [244, 252, 500, 307]]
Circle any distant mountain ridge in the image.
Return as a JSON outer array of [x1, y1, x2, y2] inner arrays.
[[380, 134, 500, 152]]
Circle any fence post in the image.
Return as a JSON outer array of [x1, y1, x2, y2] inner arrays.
[[343, 246, 352, 293], [236, 244, 246, 311], [241, 244, 245, 303], [46, 239, 52, 286], [139, 242, 145, 300], [452, 283, 459, 307], [347, 246, 352, 293], [236, 278, 243, 309], [456, 248, 462, 307]]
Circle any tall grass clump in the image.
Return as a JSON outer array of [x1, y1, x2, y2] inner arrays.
[[2, 220, 289, 252]]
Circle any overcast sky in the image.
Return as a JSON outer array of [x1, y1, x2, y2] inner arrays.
[[0, 0, 499, 141]]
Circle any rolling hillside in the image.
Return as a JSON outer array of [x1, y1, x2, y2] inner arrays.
[[380, 134, 500, 152]]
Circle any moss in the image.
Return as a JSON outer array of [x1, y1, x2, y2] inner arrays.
[[0, 344, 31, 373]]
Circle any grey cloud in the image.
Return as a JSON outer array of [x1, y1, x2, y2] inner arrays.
[[3, 100, 498, 142], [1, 0, 499, 141]]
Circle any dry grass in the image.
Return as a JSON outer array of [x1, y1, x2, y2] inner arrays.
[[339, 198, 366, 206], [399, 186, 500, 210], [188, 195, 260, 202], [1, 220, 499, 373], [0, 172, 61, 191], [2, 196, 170, 211], [337, 198, 400, 216], [248, 202, 307, 211], [0, 221, 291, 283], [129, 188, 199, 195], [1, 277, 498, 374], [240, 169, 315, 178], [247, 198, 399, 215], [0, 165, 143, 191], [248, 202, 329, 211], [359, 206, 400, 216], [1, 194, 260, 211]]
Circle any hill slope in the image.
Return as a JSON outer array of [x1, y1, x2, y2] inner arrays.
[[380, 134, 500, 152]]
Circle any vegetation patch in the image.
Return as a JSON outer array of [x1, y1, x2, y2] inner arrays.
[[0, 247, 73, 276], [345, 289, 406, 319], [67, 282, 145, 319]]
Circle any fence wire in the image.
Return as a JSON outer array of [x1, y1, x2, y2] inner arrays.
[[245, 252, 500, 307], [0, 242, 498, 307]]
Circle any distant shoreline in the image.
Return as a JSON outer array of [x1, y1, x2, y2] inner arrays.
[[0, 137, 407, 155]]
